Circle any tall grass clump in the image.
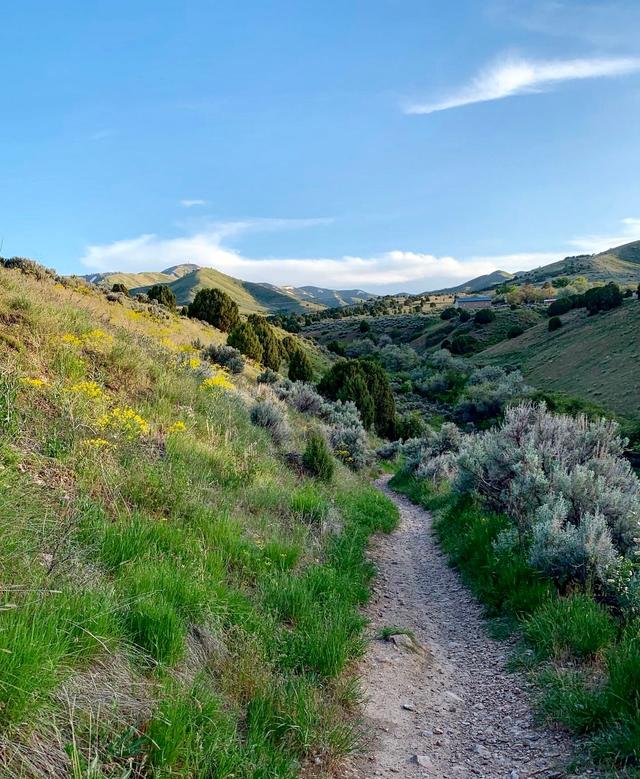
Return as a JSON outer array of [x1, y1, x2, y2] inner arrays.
[[303, 431, 334, 482], [523, 594, 616, 660]]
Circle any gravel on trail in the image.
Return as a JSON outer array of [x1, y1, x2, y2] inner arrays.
[[341, 476, 585, 779]]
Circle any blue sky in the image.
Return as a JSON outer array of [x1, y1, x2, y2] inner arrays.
[[1, 0, 640, 292]]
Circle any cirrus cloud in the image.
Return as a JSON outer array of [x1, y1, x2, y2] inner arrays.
[[405, 55, 640, 114]]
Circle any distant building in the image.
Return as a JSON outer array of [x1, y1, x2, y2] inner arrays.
[[454, 295, 492, 310], [543, 298, 558, 305]]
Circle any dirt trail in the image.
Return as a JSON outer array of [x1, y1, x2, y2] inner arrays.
[[343, 476, 580, 779]]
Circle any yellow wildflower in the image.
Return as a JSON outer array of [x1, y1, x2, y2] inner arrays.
[[187, 357, 201, 370], [84, 438, 113, 449], [161, 337, 178, 351], [168, 421, 187, 434], [19, 377, 49, 389], [97, 406, 149, 439], [61, 333, 83, 347], [67, 380, 103, 399], [83, 329, 113, 347], [200, 372, 234, 392]]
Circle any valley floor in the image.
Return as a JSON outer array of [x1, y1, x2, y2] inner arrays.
[[344, 477, 579, 779]]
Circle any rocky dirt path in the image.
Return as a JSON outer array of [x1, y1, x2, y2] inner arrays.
[[342, 476, 581, 779]]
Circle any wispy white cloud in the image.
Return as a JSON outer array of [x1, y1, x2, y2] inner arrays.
[[180, 199, 207, 207], [80, 217, 552, 292], [405, 55, 640, 114], [567, 217, 640, 254], [79, 217, 640, 293]]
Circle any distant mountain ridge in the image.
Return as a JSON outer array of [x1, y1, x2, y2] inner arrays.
[[430, 239, 640, 296], [81, 264, 377, 314], [431, 270, 515, 295]]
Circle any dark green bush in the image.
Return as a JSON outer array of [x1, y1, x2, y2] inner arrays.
[[507, 325, 525, 339], [303, 432, 335, 482], [111, 282, 129, 296], [188, 288, 239, 332], [318, 359, 395, 438], [147, 284, 177, 310], [227, 322, 263, 362], [548, 315, 563, 332], [288, 348, 313, 382], [474, 308, 496, 325], [247, 315, 282, 371], [327, 340, 347, 356], [450, 334, 478, 355], [440, 307, 458, 320]]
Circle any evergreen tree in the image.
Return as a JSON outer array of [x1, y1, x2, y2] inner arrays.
[[360, 359, 396, 439], [227, 322, 263, 362], [147, 284, 176, 309], [318, 360, 374, 430], [281, 335, 298, 358], [188, 288, 240, 332], [288, 347, 313, 382], [247, 315, 282, 371]]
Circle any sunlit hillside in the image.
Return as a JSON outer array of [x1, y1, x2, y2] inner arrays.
[[0, 264, 397, 777], [477, 299, 640, 419]]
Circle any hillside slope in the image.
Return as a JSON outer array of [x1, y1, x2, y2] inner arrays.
[[0, 265, 396, 777], [477, 300, 640, 418], [83, 266, 377, 313], [515, 239, 640, 287], [430, 270, 515, 295]]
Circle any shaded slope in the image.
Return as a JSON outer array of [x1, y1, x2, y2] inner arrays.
[[477, 300, 640, 418]]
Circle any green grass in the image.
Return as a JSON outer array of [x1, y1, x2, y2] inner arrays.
[[523, 594, 616, 661], [0, 267, 398, 777], [391, 468, 640, 771], [478, 299, 640, 419]]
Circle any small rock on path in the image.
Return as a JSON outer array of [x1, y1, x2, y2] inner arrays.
[[341, 475, 580, 779]]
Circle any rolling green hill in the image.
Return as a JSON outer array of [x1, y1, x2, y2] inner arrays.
[[515, 240, 640, 287], [82, 266, 376, 314], [476, 300, 640, 419]]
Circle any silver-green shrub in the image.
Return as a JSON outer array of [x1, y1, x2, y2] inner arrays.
[[455, 402, 640, 591], [250, 399, 290, 445]]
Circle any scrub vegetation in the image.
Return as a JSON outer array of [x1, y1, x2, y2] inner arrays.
[[0, 264, 398, 777]]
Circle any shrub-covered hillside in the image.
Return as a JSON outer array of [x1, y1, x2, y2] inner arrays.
[[478, 299, 640, 419], [0, 266, 398, 777]]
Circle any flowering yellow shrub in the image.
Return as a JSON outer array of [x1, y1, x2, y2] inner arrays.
[[161, 337, 178, 351], [67, 380, 103, 399], [200, 372, 234, 392], [83, 329, 114, 347], [60, 330, 113, 350], [84, 437, 113, 449], [19, 377, 49, 389], [168, 421, 187, 433], [61, 333, 83, 347], [335, 448, 354, 464], [97, 407, 149, 439]]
